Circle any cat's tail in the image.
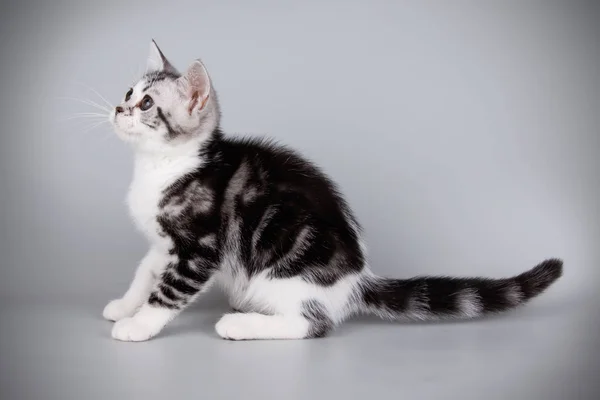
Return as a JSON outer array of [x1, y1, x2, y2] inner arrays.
[[358, 258, 563, 321]]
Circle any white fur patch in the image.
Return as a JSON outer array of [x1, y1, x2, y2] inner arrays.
[[216, 267, 363, 325], [406, 282, 430, 321], [458, 288, 482, 318], [198, 233, 217, 249], [111, 304, 177, 342], [103, 298, 138, 322], [215, 312, 310, 340], [505, 284, 524, 306]]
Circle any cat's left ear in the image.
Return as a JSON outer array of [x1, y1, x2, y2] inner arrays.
[[146, 39, 178, 75], [177, 60, 211, 115]]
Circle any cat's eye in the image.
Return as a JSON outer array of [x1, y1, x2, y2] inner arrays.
[[125, 88, 133, 102], [140, 95, 154, 111]]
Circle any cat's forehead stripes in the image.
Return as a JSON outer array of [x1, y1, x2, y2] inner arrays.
[[129, 78, 160, 103], [142, 70, 180, 92], [129, 71, 180, 104]]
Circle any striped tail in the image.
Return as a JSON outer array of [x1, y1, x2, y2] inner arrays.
[[360, 258, 563, 321]]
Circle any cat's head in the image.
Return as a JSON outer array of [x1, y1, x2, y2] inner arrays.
[[111, 40, 220, 153]]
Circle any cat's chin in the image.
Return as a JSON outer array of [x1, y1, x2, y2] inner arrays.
[[111, 122, 140, 144], [112, 129, 136, 143]]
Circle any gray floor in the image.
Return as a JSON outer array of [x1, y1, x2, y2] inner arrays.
[[1, 292, 597, 400], [1, 2, 599, 399]]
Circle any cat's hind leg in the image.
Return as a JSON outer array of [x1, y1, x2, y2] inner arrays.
[[215, 299, 333, 340]]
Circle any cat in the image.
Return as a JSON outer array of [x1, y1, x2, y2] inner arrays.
[[103, 40, 563, 341]]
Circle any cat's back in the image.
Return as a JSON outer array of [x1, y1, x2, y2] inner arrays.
[[219, 136, 358, 234], [222, 137, 343, 200]]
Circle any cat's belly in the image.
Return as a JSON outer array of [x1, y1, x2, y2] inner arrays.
[[214, 257, 323, 315], [214, 253, 290, 314], [215, 253, 255, 312], [215, 255, 366, 318]]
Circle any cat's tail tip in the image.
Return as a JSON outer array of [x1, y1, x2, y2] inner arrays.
[[515, 258, 563, 299]]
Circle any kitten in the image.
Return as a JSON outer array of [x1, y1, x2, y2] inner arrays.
[[104, 40, 563, 341]]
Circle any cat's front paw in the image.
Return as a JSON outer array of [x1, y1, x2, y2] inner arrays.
[[111, 317, 158, 342], [103, 299, 137, 321]]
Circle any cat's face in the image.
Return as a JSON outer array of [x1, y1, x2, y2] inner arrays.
[[111, 40, 219, 153]]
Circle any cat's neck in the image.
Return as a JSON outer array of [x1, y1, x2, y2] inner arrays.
[[130, 128, 223, 182], [132, 143, 201, 182]]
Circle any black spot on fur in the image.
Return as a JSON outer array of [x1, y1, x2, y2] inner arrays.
[[148, 292, 180, 309], [157, 107, 179, 139], [162, 270, 198, 295], [301, 300, 333, 338], [143, 70, 180, 91]]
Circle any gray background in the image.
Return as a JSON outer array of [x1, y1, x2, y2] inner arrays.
[[1, 0, 598, 399]]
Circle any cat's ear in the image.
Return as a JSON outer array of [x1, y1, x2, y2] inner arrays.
[[146, 39, 178, 75], [177, 60, 211, 115]]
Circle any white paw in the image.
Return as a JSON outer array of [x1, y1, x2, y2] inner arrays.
[[215, 313, 262, 340], [111, 317, 158, 342], [103, 298, 137, 321]]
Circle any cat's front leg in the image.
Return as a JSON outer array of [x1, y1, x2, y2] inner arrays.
[[103, 248, 166, 321], [111, 251, 218, 342]]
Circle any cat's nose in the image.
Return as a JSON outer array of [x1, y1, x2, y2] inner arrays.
[[115, 106, 124, 114]]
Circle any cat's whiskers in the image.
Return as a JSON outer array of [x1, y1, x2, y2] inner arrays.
[[81, 119, 110, 135], [57, 107, 110, 132], [57, 96, 112, 114], [73, 82, 114, 110], [58, 112, 109, 123]]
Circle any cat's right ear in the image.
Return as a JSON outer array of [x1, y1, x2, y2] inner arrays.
[[177, 60, 212, 116], [146, 39, 178, 75]]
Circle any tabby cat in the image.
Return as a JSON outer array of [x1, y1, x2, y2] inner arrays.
[[103, 41, 562, 341]]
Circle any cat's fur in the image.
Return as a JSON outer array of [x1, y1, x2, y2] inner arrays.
[[104, 41, 563, 341]]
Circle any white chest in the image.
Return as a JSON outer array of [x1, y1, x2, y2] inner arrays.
[[126, 152, 202, 246]]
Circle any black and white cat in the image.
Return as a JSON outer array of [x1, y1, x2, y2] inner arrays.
[[103, 41, 563, 341]]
